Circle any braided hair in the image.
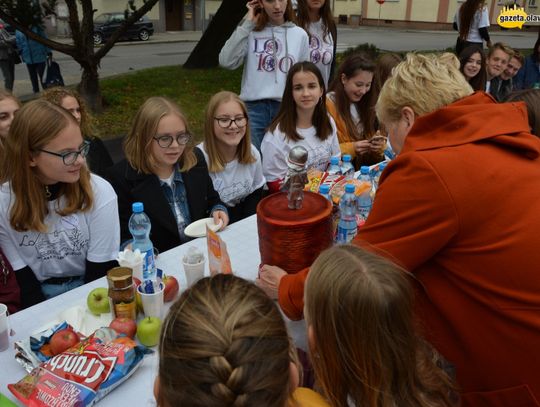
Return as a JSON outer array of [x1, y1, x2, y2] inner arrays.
[[156, 274, 292, 407]]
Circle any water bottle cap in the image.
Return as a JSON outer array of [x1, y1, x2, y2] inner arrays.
[[342, 154, 351, 162], [360, 166, 369, 174], [132, 202, 144, 213], [330, 156, 339, 165], [345, 183, 355, 193], [319, 184, 330, 193]]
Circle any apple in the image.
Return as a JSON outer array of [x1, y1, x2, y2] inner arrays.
[[50, 328, 80, 355], [137, 317, 161, 347], [162, 275, 179, 302], [109, 317, 137, 339], [87, 287, 110, 315]]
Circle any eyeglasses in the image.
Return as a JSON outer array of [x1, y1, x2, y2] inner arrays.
[[214, 116, 247, 129], [153, 132, 192, 148], [38, 140, 91, 166]]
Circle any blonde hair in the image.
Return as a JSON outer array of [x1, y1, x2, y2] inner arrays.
[[157, 274, 292, 407], [305, 245, 456, 407], [203, 91, 255, 172], [0, 90, 21, 181], [124, 97, 197, 174], [487, 42, 514, 59], [41, 87, 96, 138], [376, 53, 473, 126], [3, 100, 93, 232]]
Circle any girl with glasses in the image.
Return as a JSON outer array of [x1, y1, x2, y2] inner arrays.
[[198, 91, 265, 224], [0, 100, 120, 308], [105, 97, 228, 253]]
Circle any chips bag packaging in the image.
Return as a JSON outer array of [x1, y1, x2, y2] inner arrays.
[[207, 226, 232, 276], [9, 327, 151, 406]]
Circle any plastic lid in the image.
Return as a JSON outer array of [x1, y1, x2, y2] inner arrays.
[[319, 184, 330, 194], [132, 202, 144, 213], [360, 166, 369, 174], [342, 154, 351, 162], [330, 156, 339, 165], [345, 183, 355, 193]]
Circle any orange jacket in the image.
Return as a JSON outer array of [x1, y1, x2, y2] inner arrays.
[[279, 92, 540, 406]]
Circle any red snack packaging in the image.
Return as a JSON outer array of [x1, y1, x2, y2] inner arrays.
[[9, 328, 151, 406]]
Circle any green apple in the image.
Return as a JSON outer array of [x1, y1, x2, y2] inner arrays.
[[87, 287, 110, 315], [137, 317, 161, 347]]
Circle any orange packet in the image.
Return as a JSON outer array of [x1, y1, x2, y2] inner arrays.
[[206, 226, 232, 276]]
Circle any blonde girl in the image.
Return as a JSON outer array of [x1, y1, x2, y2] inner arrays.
[[0, 100, 119, 307], [219, 0, 310, 151], [41, 87, 114, 177], [198, 91, 265, 223], [305, 245, 456, 407], [105, 97, 228, 253]]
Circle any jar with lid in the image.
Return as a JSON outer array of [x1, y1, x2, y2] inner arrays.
[[107, 267, 136, 320]]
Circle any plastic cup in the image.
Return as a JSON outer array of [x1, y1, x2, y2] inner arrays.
[[0, 303, 9, 352], [138, 282, 164, 319], [183, 259, 205, 287]]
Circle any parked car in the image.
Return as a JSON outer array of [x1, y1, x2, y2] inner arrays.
[[93, 13, 154, 46]]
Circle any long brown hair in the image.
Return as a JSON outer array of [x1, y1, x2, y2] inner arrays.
[[203, 91, 255, 172], [458, 0, 486, 40], [329, 52, 376, 139], [268, 61, 332, 142], [296, 0, 336, 43], [156, 274, 292, 407], [3, 100, 93, 232], [254, 0, 296, 31], [124, 97, 197, 175], [305, 245, 457, 407], [458, 45, 487, 91]]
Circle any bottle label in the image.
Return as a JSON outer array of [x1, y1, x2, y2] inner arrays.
[[336, 225, 357, 244], [142, 248, 155, 280]]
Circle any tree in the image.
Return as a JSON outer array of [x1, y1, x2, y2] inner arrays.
[[0, 0, 159, 110], [184, 0, 246, 69]]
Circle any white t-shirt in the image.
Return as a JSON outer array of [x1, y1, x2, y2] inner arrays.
[[454, 6, 490, 43], [261, 119, 340, 182], [0, 175, 120, 282], [198, 143, 266, 207], [307, 19, 334, 87]]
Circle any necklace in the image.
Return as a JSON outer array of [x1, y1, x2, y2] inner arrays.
[[45, 185, 51, 198]]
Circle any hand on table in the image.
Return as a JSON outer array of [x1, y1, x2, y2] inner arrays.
[[354, 140, 372, 156], [256, 265, 287, 300], [213, 210, 229, 230]]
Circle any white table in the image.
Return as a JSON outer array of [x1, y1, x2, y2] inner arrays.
[[0, 215, 306, 406]]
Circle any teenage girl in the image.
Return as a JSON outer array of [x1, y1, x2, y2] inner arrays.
[[458, 45, 487, 91], [296, 0, 336, 87], [155, 274, 327, 406], [261, 61, 339, 193], [0, 100, 120, 308], [326, 53, 385, 168], [219, 0, 310, 151], [454, 0, 491, 55], [105, 97, 228, 254], [41, 87, 114, 177], [0, 90, 19, 140], [305, 245, 457, 407], [198, 91, 265, 224]]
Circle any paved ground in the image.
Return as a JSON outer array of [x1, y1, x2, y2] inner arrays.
[[7, 25, 538, 99]]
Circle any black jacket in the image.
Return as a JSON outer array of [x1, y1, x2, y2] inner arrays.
[[104, 148, 225, 253]]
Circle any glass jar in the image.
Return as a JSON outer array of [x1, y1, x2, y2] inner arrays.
[[107, 267, 136, 320]]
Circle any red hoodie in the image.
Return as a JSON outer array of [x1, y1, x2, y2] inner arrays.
[[279, 92, 540, 406]]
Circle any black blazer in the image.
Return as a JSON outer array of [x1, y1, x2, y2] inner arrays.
[[104, 148, 225, 253]]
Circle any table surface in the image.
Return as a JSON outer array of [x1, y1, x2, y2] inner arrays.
[[0, 214, 306, 406]]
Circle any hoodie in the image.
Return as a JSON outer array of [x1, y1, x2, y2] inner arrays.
[[219, 19, 309, 102], [279, 92, 540, 407]]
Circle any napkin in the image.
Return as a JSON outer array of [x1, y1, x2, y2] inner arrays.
[[117, 248, 146, 280]]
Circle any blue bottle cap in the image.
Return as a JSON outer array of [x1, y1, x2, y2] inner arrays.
[[330, 156, 339, 165], [360, 166, 369, 174], [319, 184, 330, 194], [342, 154, 351, 162], [132, 202, 144, 213], [345, 183, 355, 193]]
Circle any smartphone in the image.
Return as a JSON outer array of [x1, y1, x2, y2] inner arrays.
[[370, 135, 386, 144]]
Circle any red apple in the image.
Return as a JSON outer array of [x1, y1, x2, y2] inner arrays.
[[163, 275, 179, 302], [109, 317, 137, 339], [50, 328, 80, 355]]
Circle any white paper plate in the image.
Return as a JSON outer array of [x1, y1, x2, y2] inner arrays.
[[184, 218, 223, 238]]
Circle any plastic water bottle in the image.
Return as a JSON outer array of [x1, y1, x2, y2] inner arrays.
[[357, 189, 372, 223], [359, 166, 371, 184], [336, 184, 357, 244], [319, 184, 331, 200], [129, 202, 156, 281], [320, 184, 339, 240], [341, 154, 354, 179], [327, 156, 341, 175]]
